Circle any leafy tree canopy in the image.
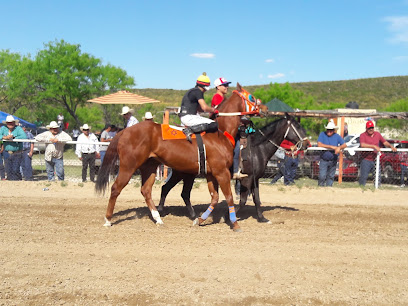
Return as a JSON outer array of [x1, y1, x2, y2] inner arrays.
[[0, 39, 135, 127]]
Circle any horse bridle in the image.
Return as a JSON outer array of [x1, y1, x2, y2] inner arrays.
[[259, 119, 307, 153]]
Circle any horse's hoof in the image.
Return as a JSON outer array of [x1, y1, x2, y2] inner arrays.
[[192, 218, 200, 226], [156, 222, 165, 227], [103, 217, 112, 227], [258, 217, 270, 223], [232, 221, 242, 232]]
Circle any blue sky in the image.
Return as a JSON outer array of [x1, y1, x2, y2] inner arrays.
[[1, 0, 407, 90]]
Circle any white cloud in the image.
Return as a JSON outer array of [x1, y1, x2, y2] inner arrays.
[[265, 59, 275, 63], [190, 53, 215, 59], [383, 16, 408, 44], [267, 73, 285, 79]]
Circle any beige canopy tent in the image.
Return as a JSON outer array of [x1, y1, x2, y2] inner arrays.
[[87, 90, 160, 105]]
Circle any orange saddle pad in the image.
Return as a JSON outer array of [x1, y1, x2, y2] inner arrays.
[[161, 124, 205, 140]]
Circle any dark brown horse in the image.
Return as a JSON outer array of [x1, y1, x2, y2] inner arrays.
[[158, 115, 309, 222], [95, 83, 263, 231]]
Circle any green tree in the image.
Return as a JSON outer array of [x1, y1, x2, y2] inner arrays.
[[33, 40, 135, 127]]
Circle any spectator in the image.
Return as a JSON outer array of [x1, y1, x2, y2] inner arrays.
[[282, 140, 300, 185], [0, 115, 26, 180], [72, 127, 80, 141], [270, 146, 285, 184], [57, 113, 64, 130], [0, 139, 5, 180], [317, 119, 347, 187], [20, 125, 34, 181], [401, 151, 408, 188], [359, 120, 397, 186], [35, 121, 72, 181], [75, 124, 100, 182], [143, 112, 154, 122], [99, 124, 117, 164], [121, 106, 139, 128]]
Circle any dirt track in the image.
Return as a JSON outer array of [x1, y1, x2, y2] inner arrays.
[[1, 180, 407, 305]]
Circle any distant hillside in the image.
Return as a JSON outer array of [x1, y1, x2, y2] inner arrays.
[[134, 75, 408, 110]]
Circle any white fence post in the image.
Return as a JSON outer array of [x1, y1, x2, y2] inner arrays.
[[375, 152, 381, 189]]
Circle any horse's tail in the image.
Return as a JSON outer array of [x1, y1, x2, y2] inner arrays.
[[95, 130, 123, 195]]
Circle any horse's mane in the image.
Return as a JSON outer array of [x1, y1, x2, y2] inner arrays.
[[251, 118, 285, 146]]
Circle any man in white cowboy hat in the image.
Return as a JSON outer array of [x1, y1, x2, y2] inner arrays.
[[75, 124, 100, 182], [317, 119, 347, 187], [143, 111, 154, 121], [0, 115, 27, 180], [121, 106, 139, 128], [35, 121, 72, 181]]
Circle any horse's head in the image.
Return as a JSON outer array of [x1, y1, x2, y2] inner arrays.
[[283, 114, 310, 150]]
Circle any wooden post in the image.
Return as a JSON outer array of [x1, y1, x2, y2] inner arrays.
[[338, 116, 345, 184]]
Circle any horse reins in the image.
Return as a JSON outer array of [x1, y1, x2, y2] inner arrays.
[[259, 120, 307, 155]]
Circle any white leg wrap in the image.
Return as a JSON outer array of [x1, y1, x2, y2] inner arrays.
[[103, 217, 112, 227], [151, 209, 164, 225]]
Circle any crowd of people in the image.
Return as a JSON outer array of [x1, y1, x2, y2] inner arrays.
[[0, 74, 404, 187]]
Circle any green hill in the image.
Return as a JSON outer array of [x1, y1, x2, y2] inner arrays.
[[134, 75, 408, 110]]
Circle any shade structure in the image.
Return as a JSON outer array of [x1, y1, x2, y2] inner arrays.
[[87, 90, 160, 105], [0, 111, 36, 129], [265, 98, 294, 112]]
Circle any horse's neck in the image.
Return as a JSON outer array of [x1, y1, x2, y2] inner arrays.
[[216, 94, 244, 138], [255, 121, 287, 160]]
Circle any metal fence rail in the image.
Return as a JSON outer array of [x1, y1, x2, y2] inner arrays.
[[2, 140, 408, 188]]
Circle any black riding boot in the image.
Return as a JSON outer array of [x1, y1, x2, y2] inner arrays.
[[183, 127, 193, 143]]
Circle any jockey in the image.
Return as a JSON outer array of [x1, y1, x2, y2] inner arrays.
[[179, 72, 219, 142]]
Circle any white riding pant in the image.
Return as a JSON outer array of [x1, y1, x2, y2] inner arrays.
[[180, 114, 214, 127]]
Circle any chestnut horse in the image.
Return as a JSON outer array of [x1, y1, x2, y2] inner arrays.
[[95, 83, 263, 231]]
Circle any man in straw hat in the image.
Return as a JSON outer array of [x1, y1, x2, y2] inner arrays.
[[75, 124, 100, 182], [0, 115, 27, 180], [359, 120, 396, 186], [143, 111, 154, 121], [179, 72, 219, 143], [121, 106, 139, 128], [317, 119, 347, 187], [35, 121, 72, 181]]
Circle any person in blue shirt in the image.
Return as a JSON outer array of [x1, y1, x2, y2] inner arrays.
[[0, 115, 27, 180], [317, 120, 347, 187]]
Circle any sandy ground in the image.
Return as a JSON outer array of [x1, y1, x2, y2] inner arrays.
[[1, 180, 407, 305]]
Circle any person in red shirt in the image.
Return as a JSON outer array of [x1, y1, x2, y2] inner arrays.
[[359, 120, 396, 186], [281, 139, 301, 185], [211, 77, 231, 107]]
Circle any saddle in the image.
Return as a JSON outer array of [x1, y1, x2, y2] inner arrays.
[[161, 124, 204, 140]]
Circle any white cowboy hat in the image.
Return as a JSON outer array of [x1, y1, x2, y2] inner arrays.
[[143, 112, 153, 120], [120, 106, 134, 115], [46, 121, 60, 129], [324, 119, 338, 130], [80, 124, 91, 131], [2, 115, 19, 125]]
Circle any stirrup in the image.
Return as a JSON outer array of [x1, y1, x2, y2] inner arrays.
[[183, 128, 192, 143], [233, 172, 248, 179]]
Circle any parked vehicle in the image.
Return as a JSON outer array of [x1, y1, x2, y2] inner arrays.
[[380, 140, 408, 182]]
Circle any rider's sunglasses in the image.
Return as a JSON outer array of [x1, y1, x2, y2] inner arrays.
[[83, 129, 89, 131], [326, 129, 334, 132], [221, 84, 229, 88]]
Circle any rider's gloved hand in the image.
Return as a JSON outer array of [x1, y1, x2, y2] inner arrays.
[[213, 109, 219, 115]]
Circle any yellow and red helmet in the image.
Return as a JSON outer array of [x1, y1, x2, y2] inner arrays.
[[196, 72, 210, 91]]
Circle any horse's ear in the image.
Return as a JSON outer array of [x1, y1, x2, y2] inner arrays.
[[236, 82, 241, 91]]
